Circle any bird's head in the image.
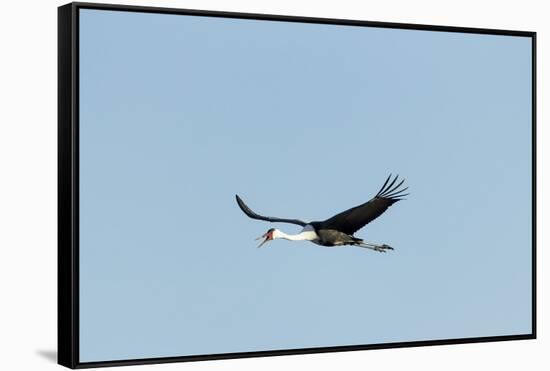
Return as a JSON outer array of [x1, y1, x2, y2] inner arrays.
[[255, 228, 277, 248]]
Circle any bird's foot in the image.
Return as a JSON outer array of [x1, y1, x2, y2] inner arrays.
[[373, 246, 390, 253]]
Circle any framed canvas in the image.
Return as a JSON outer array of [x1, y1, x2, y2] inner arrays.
[[58, 2, 536, 369]]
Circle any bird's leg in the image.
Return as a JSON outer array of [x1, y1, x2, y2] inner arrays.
[[358, 244, 383, 252], [357, 241, 394, 253]]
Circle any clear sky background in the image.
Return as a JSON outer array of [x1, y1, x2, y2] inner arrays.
[[78, 9, 532, 362]]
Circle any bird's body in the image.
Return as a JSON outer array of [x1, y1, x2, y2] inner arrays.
[[236, 174, 408, 252], [310, 227, 361, 247]]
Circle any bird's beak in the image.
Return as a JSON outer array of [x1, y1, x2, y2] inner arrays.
[[255, 233, 270, 248]]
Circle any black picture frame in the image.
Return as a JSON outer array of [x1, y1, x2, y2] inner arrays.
[[58, 2, 537, 368]]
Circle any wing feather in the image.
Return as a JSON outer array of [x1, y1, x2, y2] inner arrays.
[[235, 195, 308, 227], [320, 175, 407, 235]]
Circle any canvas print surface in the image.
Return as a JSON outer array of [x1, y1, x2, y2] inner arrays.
[[78, 8, 533, 362]]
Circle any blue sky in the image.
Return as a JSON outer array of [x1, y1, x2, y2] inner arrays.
[[78, 9, 532, 362]]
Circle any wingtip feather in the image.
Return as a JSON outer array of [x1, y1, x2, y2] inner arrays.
[[376, 174, 409, 200]]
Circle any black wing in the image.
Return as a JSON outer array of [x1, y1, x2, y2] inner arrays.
[[235, 195, 308, 227], [320, 174, 408, 235]]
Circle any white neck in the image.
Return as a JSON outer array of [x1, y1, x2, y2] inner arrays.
[[272, 227, 317, 242]]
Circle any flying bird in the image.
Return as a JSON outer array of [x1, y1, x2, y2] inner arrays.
[[235, 174, 408, 252]]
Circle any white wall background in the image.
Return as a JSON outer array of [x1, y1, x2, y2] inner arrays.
[[0, 0, 545, 370]]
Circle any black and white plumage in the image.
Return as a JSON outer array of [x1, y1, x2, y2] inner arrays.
[[235, 174, 408, 252]]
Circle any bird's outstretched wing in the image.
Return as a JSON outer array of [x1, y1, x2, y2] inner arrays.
[[320, 174, 408, 235], [235, 195, 308, 227]]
